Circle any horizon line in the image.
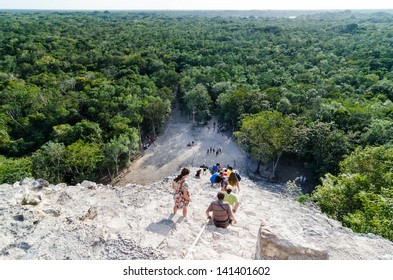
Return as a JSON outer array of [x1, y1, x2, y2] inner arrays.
[[1, 8, 392, 11]]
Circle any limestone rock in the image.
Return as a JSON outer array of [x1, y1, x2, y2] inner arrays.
[[255, 223, 329, 260], [79, 180, 97, 189], [43, 209, 61, 217], [1, 174, 393, 260], [21, 192, 42, 206], [32, 179, 49, 189], [80, 206, 98, 221]]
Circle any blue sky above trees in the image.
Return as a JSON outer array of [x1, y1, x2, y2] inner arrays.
[[0, 0, 391, 10]]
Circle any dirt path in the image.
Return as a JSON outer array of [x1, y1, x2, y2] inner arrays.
[[114, 102, 313, 189], [114, 105, 250, 186]]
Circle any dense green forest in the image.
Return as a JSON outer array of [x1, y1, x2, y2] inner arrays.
[[0, 10, 392, 239]]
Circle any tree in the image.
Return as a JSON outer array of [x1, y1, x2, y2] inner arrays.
[[184, 84, 212, 123], [31, 141, 66, 183], [235, 110, 295, 178], [295, 121, 351, 179], [312, 146, 393, 240], [0, 155, 32, 184], [123, 128, 140, 164], [217, 88, 270, 131], [64, 140, 103, 183], [52, 124, 74, 145], [52, 120, 103, 145], [361, 118, 393, 147], [122, 94, 143, 149], [0, 114, 10, 148], [211, 81, 232, 102], [2, 10, 393, 186], [141, 96, 171, 139], [72, 120, 102, 143], [109, 116, 131, 136], [103, 135, 129, 180]]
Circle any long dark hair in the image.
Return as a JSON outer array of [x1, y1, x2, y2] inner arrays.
[[174, 167, 190, 183], [228, 172, 238, 186]]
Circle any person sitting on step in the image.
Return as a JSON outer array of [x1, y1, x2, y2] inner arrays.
[[206, 192, 237, 228]]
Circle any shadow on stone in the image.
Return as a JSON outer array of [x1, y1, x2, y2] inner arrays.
[[147, 219, 176, 236]]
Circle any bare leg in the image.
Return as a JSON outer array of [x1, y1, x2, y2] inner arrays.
[[173, 205, 177, 215], [182, 206, 187, 217]]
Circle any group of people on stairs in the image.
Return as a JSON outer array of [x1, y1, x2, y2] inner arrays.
[[171, 164, 241, 229]]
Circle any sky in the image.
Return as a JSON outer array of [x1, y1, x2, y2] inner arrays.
[[0, 0, 392, 10]]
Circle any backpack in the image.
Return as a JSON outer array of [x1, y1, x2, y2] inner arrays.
[[210, 173, 218, 183]]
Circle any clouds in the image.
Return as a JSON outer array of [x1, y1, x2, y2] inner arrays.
[[0, 0, 391, 10]]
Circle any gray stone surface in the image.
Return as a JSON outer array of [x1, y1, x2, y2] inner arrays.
[[1, 175, 392, 260], [255, 223, 329, 259]]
